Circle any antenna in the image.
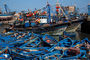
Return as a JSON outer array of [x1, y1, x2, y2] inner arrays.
[[0, 7, 2, 14], [0, 7, 1, 11], [47, 1, 51, 23], [47, 0, 49, 6], [4, 3, 8, 14]]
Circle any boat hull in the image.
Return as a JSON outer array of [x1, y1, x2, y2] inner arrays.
[[0, 14, 12, 21]]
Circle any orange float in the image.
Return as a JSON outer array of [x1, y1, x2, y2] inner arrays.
[[56, 9, 59, 12], [56, 6, 60, 9], [46, 40, 50, 43]]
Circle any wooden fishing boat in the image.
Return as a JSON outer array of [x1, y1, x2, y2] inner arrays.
[[42, 34, 58, 46], [13, 21, 68, 34], [48, 38, 73, 52], [0, 30, 89, 60], [63, 31, 76, 37], [41, 46, 87, 60], [41, 50, 63, 60], [20, 37, 41, 48], [0, 14, 13, 22], [58, 38, 73, 47], [11, 47, 49, 60], [0, 47, 12, 60], [42, 26, 67, 35], [60, 48, 87, 60]]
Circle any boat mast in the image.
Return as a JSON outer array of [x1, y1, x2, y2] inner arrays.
[[4, 3, 10, 14], [47, 1, 51, 23], [58, 0, 68, 19], [4, 3, 8, 14], [0, 7, 2, 14], [56, 0, 60, 16]]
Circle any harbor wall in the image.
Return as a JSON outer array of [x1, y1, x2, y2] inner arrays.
[[81, 20, 90, 34], [81, 5, 90, 34]]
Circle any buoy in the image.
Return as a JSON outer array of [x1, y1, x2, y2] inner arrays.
[[20, 19, 24, 21], [56, 9, 59, 12], [26, 14, 29, 17], [46, 40, 50, 43], [56, 6, 60, 9]]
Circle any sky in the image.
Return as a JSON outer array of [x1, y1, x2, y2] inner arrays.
[[0, 0, 90, 13]]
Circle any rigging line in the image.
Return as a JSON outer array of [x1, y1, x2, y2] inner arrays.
[[58, 1, 69, 19]]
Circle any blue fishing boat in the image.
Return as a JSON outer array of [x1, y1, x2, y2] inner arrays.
[[0, 14, 13, 21], [41, 50, 63, 60], [20, 37, 41, 48], [48, 38, 73, 52], [0, 47, 12, 60], [11, 47, 49, 60], [61, 49, 87, 60], [58, 38, 73, 47], [42, 34, 58, 46], [0, 4, 15, 21], [0, 29, 89, 60], [80, 38, 90, 44], [63, 31, 76, 37], [72, 40, 81, 47]]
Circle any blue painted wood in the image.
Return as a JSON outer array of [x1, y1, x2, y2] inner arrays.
[[42, 34, 58, 46]]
